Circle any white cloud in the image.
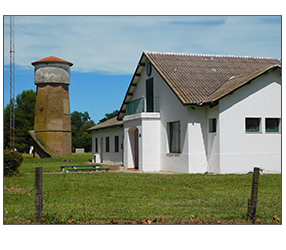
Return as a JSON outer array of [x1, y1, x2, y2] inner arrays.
[[3, 16, 281, 75]]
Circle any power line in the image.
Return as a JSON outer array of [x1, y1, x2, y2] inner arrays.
[[71, 74, 100, 122], [39, 17, 100, 122]]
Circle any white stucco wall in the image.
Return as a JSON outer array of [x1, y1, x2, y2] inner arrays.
[[148, 63, 190, 173], [187, 107, 208, 173], [123, 112, 161, 171], [206, 105, 220, 173], [141, 114, 161, 171], [91, 127, 124, 165], [218, 70, 281, 173], [123, 115, 142, 170]]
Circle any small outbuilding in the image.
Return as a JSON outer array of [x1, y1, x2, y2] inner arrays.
[[87, 117, 123, 165]]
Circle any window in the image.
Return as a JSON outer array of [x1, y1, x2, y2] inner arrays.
[[114, 136, 119, 152], [95, 138, 98, 152], [245, 118, 261, 132], [105, 137, 110, 152], [146, 78, 154, 112], [209, 118, 217, 133], [168, 121, 180, 153], [266, 118, 280, 132]]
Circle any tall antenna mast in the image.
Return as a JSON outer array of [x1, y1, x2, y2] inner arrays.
[[10, 16, 15, 149]]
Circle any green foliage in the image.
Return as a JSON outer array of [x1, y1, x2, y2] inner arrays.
[[72, 132, 92, 152], [4, 149, 23, 176], [71, 111, 94, 152], [99, 110, 119, 123], [4, 89, 36, 152], [71, 111, 90, 128]]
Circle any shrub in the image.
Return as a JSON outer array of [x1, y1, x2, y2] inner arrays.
[[4, 149, 23, 176]]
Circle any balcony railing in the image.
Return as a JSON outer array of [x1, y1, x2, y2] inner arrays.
[[127, 97, 159, 116]]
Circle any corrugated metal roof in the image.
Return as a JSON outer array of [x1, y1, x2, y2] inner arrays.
[[31, 56, 73, 66]]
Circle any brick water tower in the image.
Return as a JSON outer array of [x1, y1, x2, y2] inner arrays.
[[29, 56, 73, 158]]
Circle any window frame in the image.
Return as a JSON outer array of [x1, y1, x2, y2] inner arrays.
[[265, 118, 281, 133], [209, 118, 217, 133], [105, 137, 110, 152], [245, 117, 261, 133], [95, 138, 98, 153], [168, 121, 181, 154], [114, 135, 119, 152]]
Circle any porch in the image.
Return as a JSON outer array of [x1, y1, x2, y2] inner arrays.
[[123, 112, 161, 172]]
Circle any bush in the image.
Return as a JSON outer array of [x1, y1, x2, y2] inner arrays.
[[4, 149, 23, 176]]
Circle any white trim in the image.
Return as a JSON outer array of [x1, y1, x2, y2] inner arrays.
[[123, 112, 160, 122]]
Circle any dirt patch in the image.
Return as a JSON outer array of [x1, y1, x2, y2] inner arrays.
[[4, 186, 29, 194], [75, 217, 277, 225]]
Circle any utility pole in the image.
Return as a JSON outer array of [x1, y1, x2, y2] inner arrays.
[[10, 16, 15, 149]]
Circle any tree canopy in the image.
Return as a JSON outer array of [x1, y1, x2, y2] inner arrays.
[[4, 89, 36, 152], [99, 110, 119, 124], [71, 111, 94, 152]]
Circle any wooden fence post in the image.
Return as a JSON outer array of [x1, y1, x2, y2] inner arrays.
[[247, 167, 260, 221], [35, 167, 43, 222]]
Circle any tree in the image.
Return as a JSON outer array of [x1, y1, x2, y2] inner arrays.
[[3, 103, 11, 148], [99, 110, 119, 124], [4, 89, 36, 152], [71, 111, 95, 152], [71, 111, 90, 129]]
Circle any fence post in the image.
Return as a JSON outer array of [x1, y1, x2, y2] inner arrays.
[[247, 167, 260, 221], [35, 167, 43, 222]]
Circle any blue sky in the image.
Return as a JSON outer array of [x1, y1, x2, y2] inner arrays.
[[3, 15, 281, 123]]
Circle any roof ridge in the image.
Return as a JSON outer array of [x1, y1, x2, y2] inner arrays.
[[144, 51, 279, 60]]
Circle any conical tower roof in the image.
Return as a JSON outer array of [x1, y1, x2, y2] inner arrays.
[[31, 56, 73, 66]]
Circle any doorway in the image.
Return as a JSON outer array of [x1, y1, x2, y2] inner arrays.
[[128, 126, 139, 169]]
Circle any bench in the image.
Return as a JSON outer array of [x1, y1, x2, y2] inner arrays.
[[60, 165, 110, 173]]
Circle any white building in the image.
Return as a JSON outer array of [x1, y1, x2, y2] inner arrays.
[[88, 52, 281, 174]]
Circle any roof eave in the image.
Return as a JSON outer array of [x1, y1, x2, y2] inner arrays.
[[117, 53, 147, 120], [87, 124, 123, 132]]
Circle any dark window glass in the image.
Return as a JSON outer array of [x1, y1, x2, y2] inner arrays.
[[169, 121, 180, 153], [115, 136, 119, 152], [105, 137, 110, 152], [209, 118, 217, 133], [246, 118, 260, 132], [266, 118, 280, 132], [146, 78, 154, 112]]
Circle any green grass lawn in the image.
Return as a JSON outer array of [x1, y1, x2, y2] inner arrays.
[[4, 153, 282, 224]]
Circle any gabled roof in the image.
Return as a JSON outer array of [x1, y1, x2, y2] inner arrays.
[[202, 64, 281, 103], [87, 117, 123, 132], [118, 51, 280, 120], [31, 56, 73, 66]]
